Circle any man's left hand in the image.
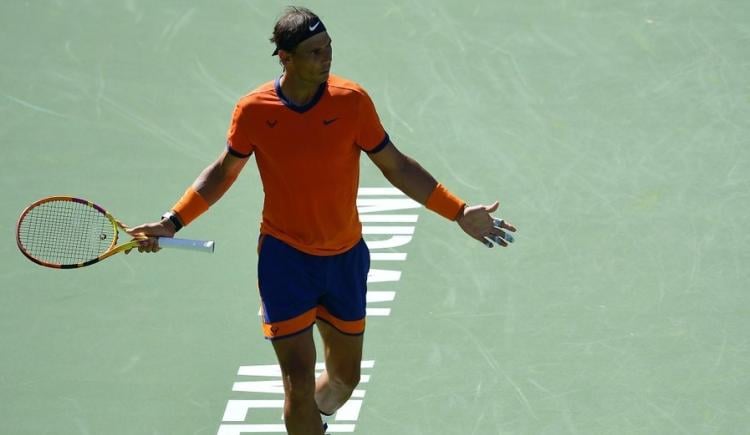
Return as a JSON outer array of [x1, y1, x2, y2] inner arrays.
[[457, 201, 517, 248]]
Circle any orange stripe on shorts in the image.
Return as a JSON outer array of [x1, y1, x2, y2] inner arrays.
[[262, 308, 317, 339], [316, 306, 366, 335]]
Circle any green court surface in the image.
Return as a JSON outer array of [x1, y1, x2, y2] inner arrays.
[[2, 1, 749, 434]]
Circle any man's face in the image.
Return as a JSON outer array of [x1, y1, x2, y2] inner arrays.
[[284, 32, 332, 84]]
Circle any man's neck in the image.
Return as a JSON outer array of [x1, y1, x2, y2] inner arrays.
[[279, 73, 323, 107]]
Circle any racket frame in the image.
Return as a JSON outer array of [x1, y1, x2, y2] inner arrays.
[[16, 196, 192, 269]]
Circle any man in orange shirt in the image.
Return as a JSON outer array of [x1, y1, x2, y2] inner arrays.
[[128, 6, 516, 435]]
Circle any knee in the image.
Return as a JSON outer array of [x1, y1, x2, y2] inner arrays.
[[328, 366, 361, 392]]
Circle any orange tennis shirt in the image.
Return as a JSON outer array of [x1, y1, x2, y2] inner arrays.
[[226, 74, 389, 256]]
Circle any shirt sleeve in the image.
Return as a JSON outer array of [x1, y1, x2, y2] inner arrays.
[[226, 103, 254, 158], [355, 90, 389, 154]]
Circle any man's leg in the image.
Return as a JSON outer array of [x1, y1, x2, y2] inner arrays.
[[271, 328, 325, 435], [315, 320, 364, 415]]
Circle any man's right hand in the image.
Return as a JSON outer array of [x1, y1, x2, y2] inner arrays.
[[125, 219, 177, 253]]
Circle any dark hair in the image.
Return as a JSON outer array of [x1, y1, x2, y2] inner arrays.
[[270, 6, 321, 55]]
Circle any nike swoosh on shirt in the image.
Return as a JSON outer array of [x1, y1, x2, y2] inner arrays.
[[309, 21, 321, 31]]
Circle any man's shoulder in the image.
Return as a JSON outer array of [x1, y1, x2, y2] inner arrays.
[[327, 74, 370, 99], [236, 80, 277, 107]]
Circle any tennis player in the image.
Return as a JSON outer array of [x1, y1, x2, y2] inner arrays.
[[128, 6, 516, 435]]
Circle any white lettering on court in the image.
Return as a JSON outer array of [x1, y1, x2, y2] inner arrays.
[[360, 187, 420, 318], [217, 362, 374, 434]]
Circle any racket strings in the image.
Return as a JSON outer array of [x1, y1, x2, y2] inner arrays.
[[18, 200, 116, 265]]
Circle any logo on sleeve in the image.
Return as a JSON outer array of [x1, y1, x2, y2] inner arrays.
[[323, 117, 338, 126], [266, 120, 278, 128]]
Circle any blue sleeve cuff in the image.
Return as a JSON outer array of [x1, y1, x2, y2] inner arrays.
[[226, 143, 252, 158], [365, 133, 390, 154]]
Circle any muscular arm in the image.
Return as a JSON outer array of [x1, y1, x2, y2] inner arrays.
[[191, 149, 249, 205], [366, 141, 438, 205]]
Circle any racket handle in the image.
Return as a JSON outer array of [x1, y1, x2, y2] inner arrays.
[[157, 237, 215, 253]]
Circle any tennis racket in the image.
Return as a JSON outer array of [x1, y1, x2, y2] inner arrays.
[[16, 196, 214, 269]]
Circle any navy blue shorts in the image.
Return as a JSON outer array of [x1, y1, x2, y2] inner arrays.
[[257, 234, 370, 340]]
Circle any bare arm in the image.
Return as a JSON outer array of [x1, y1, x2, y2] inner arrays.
[[190, 149, 249, 206], [126, 150, 249, 251], [367, 141, 438, 204], [368, 142, 516, 247]]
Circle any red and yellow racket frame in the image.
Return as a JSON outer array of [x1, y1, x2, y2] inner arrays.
[[16, 196, 142, 269]]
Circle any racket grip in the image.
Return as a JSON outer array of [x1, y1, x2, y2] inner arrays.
[[157, 237, 215, 253]]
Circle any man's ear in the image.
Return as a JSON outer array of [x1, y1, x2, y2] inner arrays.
[[278, 50, 293, 68]]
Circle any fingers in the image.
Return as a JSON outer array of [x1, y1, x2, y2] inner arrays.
[[482, 234, 508, 248], [124, 234, 161, 254], [483, 226, 513, 245], [136, 237, 161, 253], [492, 217, 517, 232], [481, 216, 516, 248]]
